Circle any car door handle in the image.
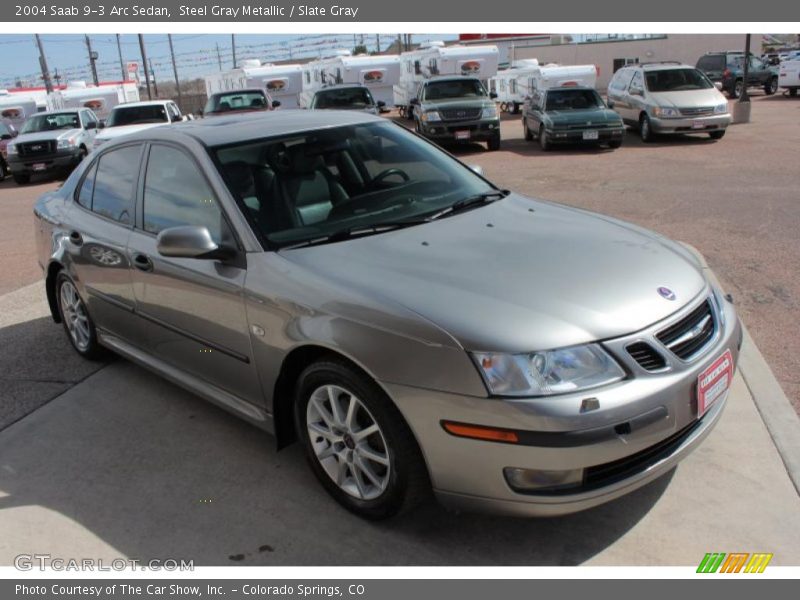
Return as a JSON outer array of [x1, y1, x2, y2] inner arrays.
[[68, 231, 83, 246], [132, 253, 153, 272]]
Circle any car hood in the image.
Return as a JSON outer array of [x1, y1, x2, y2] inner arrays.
[[423, 98, 494, 109], [280, 195, 708, 352], [97, 123, 167, 140], [13, 129, 82, 144], [546, 108, 622, 126], [647, 88, 727, 108]]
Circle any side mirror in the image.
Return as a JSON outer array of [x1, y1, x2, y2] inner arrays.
[[469, 164, 484, 176], [714, 81, 723, 91], [489, 91, 498, 99], [376, 100, 386, 108], [156, 226, 235, 260], [98, 122, 106, 129], [272, 100, 281, 108], [85, 121, 97, 130], [409, 97, 419, 106]]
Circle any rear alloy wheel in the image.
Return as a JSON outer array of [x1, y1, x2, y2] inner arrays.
[[640, 115, 654, 143], [731, 79, 744, 99], [538, 125, 550, 151], [295, 360, 429, 519], [765, 77, 778, 95], [709, 130, 726, 140], [56, 272, 105, 360]]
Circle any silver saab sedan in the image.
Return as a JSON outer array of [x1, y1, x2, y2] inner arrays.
[[34, 111, 742, 519]]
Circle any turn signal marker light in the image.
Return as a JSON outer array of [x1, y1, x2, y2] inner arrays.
[[442, 421, 519, 443]]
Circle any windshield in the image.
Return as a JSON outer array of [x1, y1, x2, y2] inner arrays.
[[424, 79, 486, 100], [545, 89, 604, 111], [645, 68, 713, 92], [21, 112, 80, 133], [312, 88, 374, 109], [107, 104, 169, 127], [205, 91, 268, 114], [212, 121, 495, 248]]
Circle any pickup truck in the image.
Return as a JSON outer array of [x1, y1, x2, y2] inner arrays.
[[5, 108, 98, 184], [93, 100, 185, 151], [778, 59, 800, 96], [696, 52, 779, 98], [410, 76, 501, 151]]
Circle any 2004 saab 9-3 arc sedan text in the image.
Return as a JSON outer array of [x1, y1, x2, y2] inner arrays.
[[33, 111, 742, 519]]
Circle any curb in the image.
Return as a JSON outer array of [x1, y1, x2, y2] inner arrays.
[[681, 242, 800, 496]]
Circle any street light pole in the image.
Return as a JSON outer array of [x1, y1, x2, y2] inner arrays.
[[740, 34, 752, 103]]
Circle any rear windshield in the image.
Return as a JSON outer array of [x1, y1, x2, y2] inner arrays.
[[424, 79, 487, 100], [107, 104, 169, 127], [205, 91, 268, 114], [20, 112, 80, 133], [312, 87, 374, 109], [645, 68, 713, 92], [545, 88, 604, 111]]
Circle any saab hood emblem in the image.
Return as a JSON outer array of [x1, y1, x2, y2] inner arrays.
[[658, 287, 676, 301]]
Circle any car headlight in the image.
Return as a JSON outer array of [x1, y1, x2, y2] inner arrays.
[[481, 105, 498, 119], [421, 111, 441, 122], [57, 137, 78, 150], [652, 106, 680, 118], [472, 344, 625, 397], [714, 103, 729, 114], [6, 144, 17, 156]]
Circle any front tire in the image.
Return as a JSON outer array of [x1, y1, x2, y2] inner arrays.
[[523, 118, 533, 141], [790, 88, 798, 97], [487, 135, 501, 151], [56, 272, 105, 360], [640, 114, 654, 143], [709, 130, 726, 140], [765, 77, 778, 95], [538, 125, 550, 151], [294, 360, 429, 520], [12, 173, 30, 185], [608, 140, 622, 149]]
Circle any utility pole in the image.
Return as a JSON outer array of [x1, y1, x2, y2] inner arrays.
[[376, 34, 381, 54], [168, 34, 183, 109], [216, 42, 223, 71], [740, 34, 752, 103], [85, 35, 99, 86], [34, 34, 54, 93], [149, 58, 159, 96], [116, 34, 126, 81], [138, 34, 152, 100], [231, 34, 237, 68], [53, 69, 62, 87]]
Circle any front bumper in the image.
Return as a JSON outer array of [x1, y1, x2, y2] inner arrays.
[[546, 127, 625, 144], [420, 118, 500, 142], [650, 113, 732, 135], [385, 290, 742, 516], [8, 148, 84, 175]]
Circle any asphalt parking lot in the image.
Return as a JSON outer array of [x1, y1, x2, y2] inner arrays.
[[0, 93, 798, 566]]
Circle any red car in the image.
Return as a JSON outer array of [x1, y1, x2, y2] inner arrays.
[[0, 121, 19, 181], [201, 88, 280, 117]]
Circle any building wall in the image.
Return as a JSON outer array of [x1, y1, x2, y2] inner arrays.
[[511, 34, 762, 90]]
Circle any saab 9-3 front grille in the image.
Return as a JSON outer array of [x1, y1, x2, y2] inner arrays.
[[656, 299, 716, 361], [626, 342, 667, 371]]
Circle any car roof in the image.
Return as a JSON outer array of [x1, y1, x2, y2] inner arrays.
[[315, 84, 369, 92], [426, 75, 482, 83], [111, 100, 173, 109], [30, 109, 82, 116], [634, 62, 696, 71], [118, 110, 385, 147], [209, 88, 266, 97]]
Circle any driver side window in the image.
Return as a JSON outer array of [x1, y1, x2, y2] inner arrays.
[[629, 71, 644, 93]]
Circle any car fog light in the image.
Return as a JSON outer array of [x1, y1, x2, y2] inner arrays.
[[504, 467, 583, 492]]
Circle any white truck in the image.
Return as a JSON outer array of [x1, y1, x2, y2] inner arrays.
[[778, 58, 800, 96], [0, 95, 39, 129], [299, 51, 401, 109], [204, 60, 304, 109], [46, 81, 140, 123], [393, 42, 499, 118], [488, 59, 541, 114]]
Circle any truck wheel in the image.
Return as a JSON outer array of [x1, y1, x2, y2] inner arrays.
[[512, 102, 520, 114], [406, 107, 415, 121], [294, 359, 430, 520], [0, 159, 7, 181], [538, 125, 550, 151], [790, 88, 798, 97], [765, 77, 778, 95], [709, 130, 726, 140], [730, 79, 744, 99], [608, 140, 622, 149], [13, 173, 30, 185], [487, 135, 501, 151], [639, 114, 654, 143], [523, 118, 533, 141]]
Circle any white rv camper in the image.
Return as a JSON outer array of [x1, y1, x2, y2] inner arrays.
[[47, 81, 140, 122], [204, 60, 304, 109], [525, 64, 599, 94], [393, 42, 500, 117], [299, 51, 401, 109], [0, 95, 39, 129], [488, 59, 541, 114]]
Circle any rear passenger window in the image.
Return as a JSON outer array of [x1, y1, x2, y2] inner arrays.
[[91, 145, 141, 224], [76, 162, 97, 209]]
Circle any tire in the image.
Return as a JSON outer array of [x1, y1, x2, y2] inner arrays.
[[730, 79, 744, 99], [538, 125, 550, 152], [56, 271, 106, 360], [765, 77, 778, 95], [512, 102, 520, 115], [608, 140, 622, 149], [790, 88, 798, 97], [523, 118, 533, 141], [0, 158, 6, 181], [294, 359, 430, 520], [709, 130, 726, 140], [406, 106, 415, 121], [13, 173, 30, 185], [487, 135, 501, 151], [639, 114, 654, 143]]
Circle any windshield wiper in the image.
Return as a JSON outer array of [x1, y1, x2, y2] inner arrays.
[[427, 190, 510, 221], [278, 218, 430, 250]]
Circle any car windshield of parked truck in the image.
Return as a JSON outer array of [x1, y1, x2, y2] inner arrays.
[[205, 91, 268, 114], [213, 121, 495, 248], [20, 112, 80, 133], [425, 79, 486, 100], [544, 88, 604, 111], [645, 68, 714, 92], [107, 104, 169, 127], [312, 88, 374, 109]]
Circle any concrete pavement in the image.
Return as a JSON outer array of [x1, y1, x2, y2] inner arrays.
[[0, 281, 798, 566]]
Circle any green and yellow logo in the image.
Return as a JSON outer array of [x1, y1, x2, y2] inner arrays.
[[697, 552, 773, 573]]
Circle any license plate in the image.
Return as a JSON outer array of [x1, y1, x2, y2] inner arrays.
[[454, 130, 470, 140], [697, 349, 734, 416], [583, 130, 599, 140], [32, 163, 47, 171], [691, 120, 705, 129]]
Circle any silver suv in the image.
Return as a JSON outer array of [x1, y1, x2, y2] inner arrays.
[[607, 62, 731, 143]]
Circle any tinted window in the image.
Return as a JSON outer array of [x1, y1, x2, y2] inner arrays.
[[143, 145, 226, 243], [545, 89, 604, 111], [91, 145, 141, 224], [645, 68, 713, 92], [76, 161, 98, 210], [312, 87, 374, 109], [204, 91, 268, 114], [424, 79, 486, 100], [107, 104, 169, 127], [697, 55, 725, 70]]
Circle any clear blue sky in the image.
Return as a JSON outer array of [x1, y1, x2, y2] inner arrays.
[[0, 34, 456, 88]]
